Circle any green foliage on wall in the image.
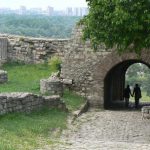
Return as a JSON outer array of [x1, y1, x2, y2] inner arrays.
[[48, 56, 62, 72]]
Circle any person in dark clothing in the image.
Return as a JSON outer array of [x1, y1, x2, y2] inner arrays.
[[133, 84, 142, 108], [123, 85, 132, 108]]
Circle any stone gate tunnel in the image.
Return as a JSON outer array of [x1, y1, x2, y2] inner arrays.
[[104, 59, 150, 109]]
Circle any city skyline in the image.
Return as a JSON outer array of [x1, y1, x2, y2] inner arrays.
[[0, 0, 88, 10]]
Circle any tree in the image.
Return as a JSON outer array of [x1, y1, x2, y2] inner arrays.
[[83, 0, 150, 54], [126, 63, 150, 96], [0, 14, 81, 38]]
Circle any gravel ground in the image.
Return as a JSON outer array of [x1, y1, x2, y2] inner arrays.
[[42, 109, 150, 150]]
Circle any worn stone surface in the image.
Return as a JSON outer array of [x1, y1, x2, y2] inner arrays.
[[141, 106, 150, 119], [0, 70, 8, 83], [0, 38, 7, 63], [61, 25, 150, 108], [40, 73, 63, 96], [0, 34, 69, 64], [0, 92, 67, 115], [0, 26, 149, 108], [47, 109, 150, 150]]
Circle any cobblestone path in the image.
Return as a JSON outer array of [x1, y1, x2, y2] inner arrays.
[[48, 109, 150, 150]]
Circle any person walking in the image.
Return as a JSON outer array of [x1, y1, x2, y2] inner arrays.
[[133, 84, 142, 109], [123, 85, 132, 108]]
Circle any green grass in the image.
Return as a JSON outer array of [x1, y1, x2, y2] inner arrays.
[[63, 90, 85, 111], [130, 92, 150, 102], [0, 108, 67, 150], [0, 62, 52, 94], [141, 92, 150, 102], [0, 62, 85, 149]]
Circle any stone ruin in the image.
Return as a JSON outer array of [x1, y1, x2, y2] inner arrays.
[[0, 25, 149, 110], [40, 72, 73, 97], [40, 72, 63, 96], [141, 106, 150, 119], [0, 70, 8, 84], [0, 92, 67, 115]]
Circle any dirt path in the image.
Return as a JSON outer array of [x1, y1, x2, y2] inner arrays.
[[46, 109, 150, 150]]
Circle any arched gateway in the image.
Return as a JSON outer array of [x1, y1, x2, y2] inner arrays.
[[61, 26, 150, 108], [104, 59, 150, 109]]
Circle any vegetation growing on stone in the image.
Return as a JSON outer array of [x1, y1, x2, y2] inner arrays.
[[0, 62, 52, 93], [0, 108, 67, 150], [48, 56, 62, 72], [0, 62, 85, 150]]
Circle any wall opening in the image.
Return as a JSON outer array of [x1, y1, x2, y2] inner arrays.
[[104, 60, 150, 109]]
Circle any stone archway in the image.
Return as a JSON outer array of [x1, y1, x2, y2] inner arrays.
[[104, 59, 150, 109], [62, 26, 150, 108]]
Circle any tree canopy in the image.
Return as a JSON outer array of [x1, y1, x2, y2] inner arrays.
[[83, 0, 150, 53], [0, 14, 81, 38], [126, 63, 150, 96]]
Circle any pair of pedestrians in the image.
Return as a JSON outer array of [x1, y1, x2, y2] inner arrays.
[[124, 84, 142, 108]]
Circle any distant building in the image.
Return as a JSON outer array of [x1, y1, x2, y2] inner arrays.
[[19, 6, 27, 15], [0, 6, 88, 16], [66, 7, 73, 16], [74, 7, 79, 16], [79, 7, 89, 16], [72, 7, 89, 16], [0, 8, 12, 14], [47, 6, 54, 16]]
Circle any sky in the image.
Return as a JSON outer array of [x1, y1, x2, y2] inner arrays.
[[0, 0, 88, 10]]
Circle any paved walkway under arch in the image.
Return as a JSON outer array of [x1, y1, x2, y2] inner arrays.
[[53, 109, 150, 150]]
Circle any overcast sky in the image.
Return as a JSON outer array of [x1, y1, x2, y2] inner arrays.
[[0, 0, 88, 10]]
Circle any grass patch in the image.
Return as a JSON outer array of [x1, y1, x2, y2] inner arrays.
[[0, 108, 67, 150], [0, 62, 86, 149], [0, 62, 52, 94], [63, 90, 85, 111], [130, 92, 150, 102]]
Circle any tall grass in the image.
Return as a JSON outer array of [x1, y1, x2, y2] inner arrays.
[[0, 108, 67, 150], [0, 62, 85, 149], [130, 92, 150, 102], [63, 90, 85, 111], [0, 62, 52, 94]]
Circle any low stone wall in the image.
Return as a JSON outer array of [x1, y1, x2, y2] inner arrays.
[[40, 72, 64, 96], [141, 106, 150, 119], [0, 70, 8, 83], [0, 34, 69, 64], [40, 79, 63, 96], [0, 92, 67, 115]]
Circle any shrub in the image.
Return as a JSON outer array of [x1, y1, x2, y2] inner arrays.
[[48, 56, 61, 72]]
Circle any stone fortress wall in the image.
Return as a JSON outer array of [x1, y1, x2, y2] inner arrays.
[[0, 35, 69, 115], [0, 26, 150, 109], [0, 34, 69, 64], [61, 26, 150, 108], [61, 26, 111, 107], [0, 93, 66, 115]]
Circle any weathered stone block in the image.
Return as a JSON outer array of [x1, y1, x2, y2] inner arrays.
[[0, 70, 8, 84], [40, 78, 63, 96], [0, 92, 67, 115], [142, 106, 150, 119]]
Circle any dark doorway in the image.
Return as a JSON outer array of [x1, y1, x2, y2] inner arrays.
[[104, 60, 150, 109]]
